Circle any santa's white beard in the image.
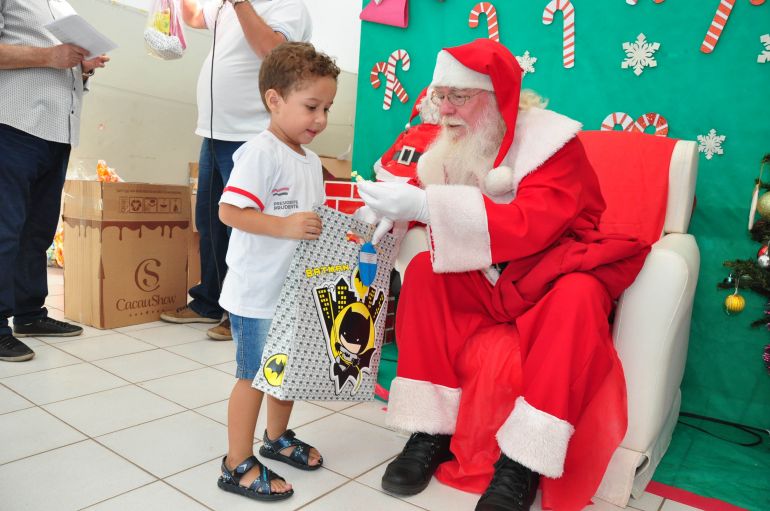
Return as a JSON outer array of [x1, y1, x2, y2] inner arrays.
[[417, 101, 505, 192]]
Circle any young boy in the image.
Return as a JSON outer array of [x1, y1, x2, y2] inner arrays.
[[215, 42, 339, 501]]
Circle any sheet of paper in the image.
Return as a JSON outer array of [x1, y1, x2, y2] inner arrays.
[[45, 14, 118, 59]]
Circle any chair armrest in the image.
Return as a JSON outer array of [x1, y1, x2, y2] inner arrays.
[[664, 140, 698, 234], [612, 233, 700, 450]]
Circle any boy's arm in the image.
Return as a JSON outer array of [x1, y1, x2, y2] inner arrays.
[[220, 203, 322, 240]]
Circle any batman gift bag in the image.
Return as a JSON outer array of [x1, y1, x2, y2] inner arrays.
[[252, 206, 397, 401]]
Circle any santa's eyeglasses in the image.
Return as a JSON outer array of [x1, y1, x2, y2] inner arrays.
[[430, 90, 485, 107]]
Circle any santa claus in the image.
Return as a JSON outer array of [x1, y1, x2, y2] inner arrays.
[[357, 39, 649, 511]]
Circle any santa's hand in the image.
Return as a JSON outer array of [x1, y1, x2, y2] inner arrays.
[[356, 180, 429, 224], [353, 205, 393, 245]]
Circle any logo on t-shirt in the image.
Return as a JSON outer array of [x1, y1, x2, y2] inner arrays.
[[271, 187, 289, 197]]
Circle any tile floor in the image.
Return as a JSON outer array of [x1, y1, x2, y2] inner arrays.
[[0, 268, 703, 511]]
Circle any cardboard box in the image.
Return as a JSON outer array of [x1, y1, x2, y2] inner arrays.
[[187, 231, 201, 290], [62, 181, 191, 329]]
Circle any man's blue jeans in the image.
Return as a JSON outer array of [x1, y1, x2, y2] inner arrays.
[[188, 138, 245, 320], [0, 124, 70, 337]]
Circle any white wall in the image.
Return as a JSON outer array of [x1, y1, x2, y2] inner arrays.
[[68, 0, 361, 185]]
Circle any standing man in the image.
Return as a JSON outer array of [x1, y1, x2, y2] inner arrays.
[[161, 0, 312, 341], [0, 1, 109, 362]]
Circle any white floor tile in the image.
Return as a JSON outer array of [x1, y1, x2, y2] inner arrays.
[[83, 481, 208, 510], [127, 324, 209, 348], [186, 322, 218, 332], [0, 344, 80, 378], [0, 383, 33, 414], [629, 491, 665, 511], [302, 480, 424, 510], [583, 497, 627, 510], [0, 407, 85, 464], [356, 461, 482, 511], [114, 320, 167, 333], [166, 339, 236, 365], [212, 360, 237, 375], [308, 399, 357, 412], [2, 362, 128, 405], [0, 440, 154, 511], [340, 400, 390, 428], [48, 283, 64, 296], [139, 367, 234, 408], [97, 411, 227, 478], [255, 400, 335, 436], [93, 349, 204, 383], [166, 457, 348, 511], [43, 385, 185, 437], [17, 336, 46, 348], [292, 413, 405, 478], [661, 500, 704, 511], [54, 332, 156, 361], [44, 294, 64, 310]]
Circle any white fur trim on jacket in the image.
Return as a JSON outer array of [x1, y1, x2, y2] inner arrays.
[[499, 108, 582, 198], [425, 184, 492, 273], [385, 377, 461, 434], [432, 50, 494, 91], [496, 397, 575, 478]]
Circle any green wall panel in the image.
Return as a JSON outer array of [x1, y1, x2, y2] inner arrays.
[[353, 0, 770, 435]]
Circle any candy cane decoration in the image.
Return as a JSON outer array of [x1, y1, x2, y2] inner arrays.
[[700, 0, 735, 53], [469, 2, 500, 42], [383, 49, 410, 110], [370, 62, 387, 89], [631, 112, 669, 136], [542, 0, 575, 68], [600, 112, 634, 131], [625, 0, 665, 5], [601, 112, 669, 137]]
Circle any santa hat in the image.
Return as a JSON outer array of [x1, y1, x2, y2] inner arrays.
[[431, 39, 523, 195]]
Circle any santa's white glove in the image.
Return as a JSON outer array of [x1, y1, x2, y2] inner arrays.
[[357, 180, 430, 224], [353, 205, 395, 245]]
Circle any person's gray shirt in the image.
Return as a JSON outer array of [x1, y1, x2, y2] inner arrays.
[[0, 0, 85, 145]]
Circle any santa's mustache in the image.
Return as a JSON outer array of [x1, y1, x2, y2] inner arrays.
[[441, 116, 467, 128]]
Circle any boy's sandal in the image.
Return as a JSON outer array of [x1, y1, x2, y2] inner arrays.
[[216, 455, 293, 501], [259, 429, 323, 471]]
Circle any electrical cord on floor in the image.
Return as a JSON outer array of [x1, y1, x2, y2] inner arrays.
[[207, 3, 224, 297], [677, 411, 770, 448]]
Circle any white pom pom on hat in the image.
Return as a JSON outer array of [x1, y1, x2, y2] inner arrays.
[[484, 166, 515, 196]]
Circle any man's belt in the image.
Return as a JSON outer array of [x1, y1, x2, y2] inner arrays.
[[392, 145, 422, 165]]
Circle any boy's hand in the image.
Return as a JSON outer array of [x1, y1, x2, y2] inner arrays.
[[283, 212, 322, 240]]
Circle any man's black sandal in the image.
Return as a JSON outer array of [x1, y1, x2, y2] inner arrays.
[[259, 429, 323, 471], [216, 455, 293, 501]]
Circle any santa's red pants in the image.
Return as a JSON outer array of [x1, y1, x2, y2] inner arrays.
[[387, 252, 627, 510]]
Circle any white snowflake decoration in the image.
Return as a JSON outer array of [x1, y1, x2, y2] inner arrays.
[[758, 34, 770, 64], [515, 51, 537, 76], [621, 33, 660, 76], [697, 129, 726, 160]]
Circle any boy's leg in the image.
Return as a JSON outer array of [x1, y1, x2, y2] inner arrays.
[[223, 314, 291, 493], [265, 397, 321, 466]]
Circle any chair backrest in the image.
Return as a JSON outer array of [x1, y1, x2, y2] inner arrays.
[[578, 131, 698, 244]]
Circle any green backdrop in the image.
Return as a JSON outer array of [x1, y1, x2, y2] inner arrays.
[[353, 1, 770, 509]]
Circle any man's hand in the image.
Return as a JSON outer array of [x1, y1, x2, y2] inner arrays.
[[282, 212, 322, 240], [357, 180, 430, 224], [47, 44, 88, 69], [82, 54, 110, 74]]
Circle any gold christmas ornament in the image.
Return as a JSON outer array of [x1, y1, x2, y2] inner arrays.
[[757, 192, 770, 219], [724, 292, 745, 315]]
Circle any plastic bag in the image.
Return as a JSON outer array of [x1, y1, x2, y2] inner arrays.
[[96, 159, 122, 182], [144, 0, 187, 60]]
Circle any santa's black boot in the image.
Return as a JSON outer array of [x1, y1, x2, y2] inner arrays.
[[475, 454, 540, 511], [381, 432, 453, 495]]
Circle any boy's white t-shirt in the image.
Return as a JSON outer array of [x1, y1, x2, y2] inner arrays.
[[218, 130, 325, 318], [196, 0, 312, 141]]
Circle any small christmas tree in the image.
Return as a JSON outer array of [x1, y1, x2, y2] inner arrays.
[[718, 154, 770, 374]]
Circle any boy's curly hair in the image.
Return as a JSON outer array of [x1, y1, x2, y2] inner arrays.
[[259, 42, 340, 109]]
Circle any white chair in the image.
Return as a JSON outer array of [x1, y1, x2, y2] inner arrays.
[[393, 131, 700, 508]]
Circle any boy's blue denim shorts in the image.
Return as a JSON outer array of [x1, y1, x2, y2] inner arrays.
[[230, 313, 272, 380]]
